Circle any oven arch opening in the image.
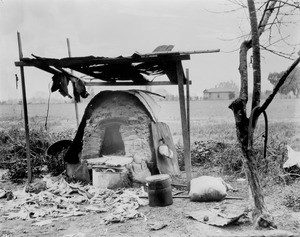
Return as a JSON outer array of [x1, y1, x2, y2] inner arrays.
[[99, 123, 125, 156]]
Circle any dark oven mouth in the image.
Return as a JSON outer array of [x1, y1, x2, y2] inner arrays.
[[99, 118, 128, 157]]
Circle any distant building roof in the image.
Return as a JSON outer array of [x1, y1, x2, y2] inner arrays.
[[203, 88, 235, 93]]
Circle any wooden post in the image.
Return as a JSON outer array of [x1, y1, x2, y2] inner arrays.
[[186, 68, 190, 147], [66, 38, 80, 127], [176, 61, 192, 186], [17, 32, 32, 183]]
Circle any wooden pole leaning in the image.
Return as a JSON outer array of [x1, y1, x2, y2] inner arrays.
[[186, 68, 191, 148], [66, 38, 80, 127], [17, 32, 32, 183], [176, 62, 192, 187]]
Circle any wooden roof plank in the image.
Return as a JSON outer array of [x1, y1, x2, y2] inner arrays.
[[140, 49, 220, 57], [83, 81, 191, 86], [15, 54, 190, 68]]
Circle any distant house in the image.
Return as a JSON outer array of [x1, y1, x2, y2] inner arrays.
[[203, 88, 236, 100]]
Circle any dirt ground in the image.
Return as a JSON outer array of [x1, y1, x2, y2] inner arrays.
[[1, 172, 300, 237]]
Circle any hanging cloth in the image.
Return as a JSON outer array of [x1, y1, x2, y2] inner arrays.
[[51, 73, 72, 98]]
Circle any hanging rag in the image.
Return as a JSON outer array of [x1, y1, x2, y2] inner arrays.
[[51, 73, 89, 102], [70, 76, 89, 102], [51, 73, 72, 98]]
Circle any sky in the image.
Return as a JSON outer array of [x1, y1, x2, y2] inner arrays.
[[0, 0, 299, 101]]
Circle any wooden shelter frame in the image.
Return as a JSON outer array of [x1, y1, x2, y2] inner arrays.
[[14, 32, 219, 186]]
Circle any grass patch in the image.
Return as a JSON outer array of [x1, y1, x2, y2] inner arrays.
[[177, 121, 299, 184], [282, 181, 300, 211], [0, 120, 299, 185], [0, 124, 75, 182]]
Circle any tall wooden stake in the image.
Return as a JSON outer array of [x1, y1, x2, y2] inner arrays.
[[186, 68, 190, 147], [17, 32, 32, 183], [66, 38, 80, 127], [177, 62, 192, 186]]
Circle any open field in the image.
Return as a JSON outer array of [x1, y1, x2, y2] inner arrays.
[[1, 98, 300, 135], [1, 98, 300, 149], [1, 98, 300, 123]]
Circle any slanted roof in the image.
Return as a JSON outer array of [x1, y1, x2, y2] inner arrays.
[[15, 50, 190, 85], [15, 45, 220, 86], [15, 44, 220, 86], [15, 49, 188, 102], [15, 45, 220, 101]]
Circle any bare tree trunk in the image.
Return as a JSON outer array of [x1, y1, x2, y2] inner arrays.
[[249, 0, 261, 111], [229, 99, 275, 228], [247, 2, 267, 222], [229, 0, 300, 228], [229, 0, 278, 228]]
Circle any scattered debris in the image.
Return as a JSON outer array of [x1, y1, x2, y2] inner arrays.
[[0, 189, 6, 198], [25, 180, 47, 194], [103, 189, 147, 224], [186, 209, 248, 226], [1, 175, 148, 225], [5, 191, 14, 201], [148, 221, 168, 231], [0, 189, 14, 200]]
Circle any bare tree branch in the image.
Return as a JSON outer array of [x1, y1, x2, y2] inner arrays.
[[259, 56, 300, 112], [260, 45, 295, 59], [276, 0, 300, 8], [258, 0, 278, 35]]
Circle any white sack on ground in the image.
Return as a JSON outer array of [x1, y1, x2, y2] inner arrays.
[[189, 176, 229, 202]]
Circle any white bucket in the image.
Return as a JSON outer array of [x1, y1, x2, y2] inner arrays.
[[92, 168, 125, 189]]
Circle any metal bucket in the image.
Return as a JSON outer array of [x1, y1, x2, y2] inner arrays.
[[92, 168, 130, 189], [146, 174, 173, 207]]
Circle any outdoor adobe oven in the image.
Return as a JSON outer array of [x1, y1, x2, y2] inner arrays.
[[64, 90, 180, 183]]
